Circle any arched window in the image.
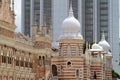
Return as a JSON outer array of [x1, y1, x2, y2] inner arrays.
[[2, 55, 6, 63], [52, 65, 57, 76], [43, 56, 45, 66], [8, 57, 12, 64], [38, 56, 41, 66], [16, 57, 19, 66], [25, 61, 28, 67], [94, 71, 97, 79], [20, 58, 24, 67], [76, 69, 79, 77], [67, 61, 71, 68], [30, 62, 33, 68]]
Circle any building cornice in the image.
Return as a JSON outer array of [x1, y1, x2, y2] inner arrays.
[[0, 35, 51, 54]]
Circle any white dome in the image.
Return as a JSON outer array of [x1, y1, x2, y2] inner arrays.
[[92, 43, 103, 50], [62, 17, 80, 33], [58, 32, 83, 39], [99, 40, 110, 51], [98, 32, 110, 52], [62, 3, 81, 33]]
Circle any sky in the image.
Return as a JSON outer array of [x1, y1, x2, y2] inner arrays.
[[14, 0, 120, 37], [14, 0, 21, 32]]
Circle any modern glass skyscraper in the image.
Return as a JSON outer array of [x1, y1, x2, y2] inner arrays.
[[81, 0, 110, 42], [22, 0, 51, 36], [22, 0, 119, 74], [22, 0, 31, 36]]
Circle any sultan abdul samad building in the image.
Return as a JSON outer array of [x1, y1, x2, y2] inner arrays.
[[0, 0, 112, 80]]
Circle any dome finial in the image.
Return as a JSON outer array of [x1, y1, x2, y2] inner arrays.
[[98, 30, 110, 52], [69, 1, 74, 17], [101, 31, 105, 41]]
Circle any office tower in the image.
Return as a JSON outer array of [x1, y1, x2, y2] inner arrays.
[[21, 0, 41, 36], [109, 0, 119, 74], [21, 0, 119, 74], [81, 0, 110, 42], [21, 0, 31, 36], [22, 0, 51, 37]]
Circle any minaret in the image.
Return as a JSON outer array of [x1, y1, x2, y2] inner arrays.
[[89, 28, 109, 80], [51, 2, 84, 80], [98, 31, 110, 52], [98, 31, 112, 80], [0, 0, 16, 38]]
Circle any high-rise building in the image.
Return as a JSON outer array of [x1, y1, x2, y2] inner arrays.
[[82, 0, 111, 42], [109, 0, 119, 74], [21, 0, 31, 36], [21, 0, 119, 74], [22, 0, 52, 37]]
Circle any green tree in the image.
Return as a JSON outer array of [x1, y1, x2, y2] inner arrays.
[[112, 70, 120, 79]]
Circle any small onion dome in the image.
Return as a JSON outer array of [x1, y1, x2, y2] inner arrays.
[[98, 32, 110, 52], [62, 2, 81, 33], [92, 43, 103, 50], [62, 16, 80, 33]]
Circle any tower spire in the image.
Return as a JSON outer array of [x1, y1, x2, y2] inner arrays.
[[69, 1, 74, 17]]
